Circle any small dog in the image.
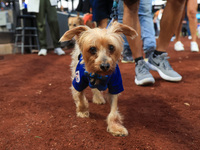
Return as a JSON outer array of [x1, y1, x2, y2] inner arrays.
[[68, 13, 96, 30], [67, 14, 96, 49], [60, 21, 137, 136], [68, 14, 84, 30]]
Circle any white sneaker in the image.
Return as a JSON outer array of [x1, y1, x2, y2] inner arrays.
[[174, 41, 184, 51], [54, 47, 65, 55], [188, 36, 192, 40], [38, 48, 47, 56], [191, 41, 199, 52]]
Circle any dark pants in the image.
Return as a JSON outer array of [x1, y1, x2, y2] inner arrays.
[[36, 0, 60, 49]]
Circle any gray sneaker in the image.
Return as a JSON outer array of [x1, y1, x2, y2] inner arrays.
[[147, 53, 182, 81], [121, 48, 134, 63], [135, 59, 155, 85]]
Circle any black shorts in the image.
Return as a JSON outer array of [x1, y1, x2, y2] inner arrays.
[[91, 0, 113, 22]]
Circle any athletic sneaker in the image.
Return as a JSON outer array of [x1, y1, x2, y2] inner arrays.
[[54, 47, 65, 55], [147, 53, 182, 81], [191, 41, 199, 52], [188, 35, 192, 40], [38, 48, 47, 56], [135, 59, 155, 85], [121, 48, 134, 63], [174, 41, 184, 51]]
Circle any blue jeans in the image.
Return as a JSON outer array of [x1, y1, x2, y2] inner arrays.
[[118, 0, 156, 55]]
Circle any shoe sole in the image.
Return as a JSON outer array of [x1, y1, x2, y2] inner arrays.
[[191, 50, 199, 52], [121, 60, 135, 63], [135, 77, 155, 86], [38, 53, 47, 56], [174, 49, 184, 51], [54, 51, 65, 56], [147, 62, 182, 82]]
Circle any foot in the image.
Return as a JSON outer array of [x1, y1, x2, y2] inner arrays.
[[121, 48, 134, 63], [107, 113, 128, 136], [38, 48, 47, 56], [191, 41, 199, 52], [135, 59, 155, 86], [188, 35, 192, 40], [174, 41, 184, 51], [147, 53, 182, 82], [76, 111, 89, 118], [92, 93, 106, 105], [107, 124, 128, 137], [54, 47, 65, 55]]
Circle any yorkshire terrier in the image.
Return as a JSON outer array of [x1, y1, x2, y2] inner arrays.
[[60, 21, 137, 136], [68, 13, 96, 30], [68, 14, 84, 30], [67, 14, 96, 49]]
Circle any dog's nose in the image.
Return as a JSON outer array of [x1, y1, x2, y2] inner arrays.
[[100, 63, 110, 71]]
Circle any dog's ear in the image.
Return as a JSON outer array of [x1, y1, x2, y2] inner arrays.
[[59, 26, 90, 42], [110, 21, 138, 39]]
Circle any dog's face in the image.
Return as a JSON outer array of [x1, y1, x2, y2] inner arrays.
[[60, 21, 137, 76], [68, 16, 83, 30]]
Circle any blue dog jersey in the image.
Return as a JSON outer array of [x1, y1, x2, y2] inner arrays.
[[72, 56, 124, 94]]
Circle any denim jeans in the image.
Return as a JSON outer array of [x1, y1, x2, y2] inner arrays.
[[118, 0, 156, 55]]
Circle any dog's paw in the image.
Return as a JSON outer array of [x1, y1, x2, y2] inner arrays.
[[92, 95, 106, 105], [77, 111, 89, 118], [107, 124, 128, 137]]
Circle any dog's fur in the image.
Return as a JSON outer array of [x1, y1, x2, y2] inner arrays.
[[68, 15, 84, 30], [67, 14, 96, 49], [68, 14, 96, 30], [60, 21, 137, 136]]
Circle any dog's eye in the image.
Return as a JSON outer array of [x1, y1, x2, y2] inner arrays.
[[73, 24, 76, 26], [89, 47, 97, 55], [68, 24, 71, 26], [108, 45, 115, 53]]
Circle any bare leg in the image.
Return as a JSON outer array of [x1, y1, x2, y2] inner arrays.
[[98, 18, 108, 28], [123, 0, 143, 58], [174, 6, 186, 42], [91, 89, 106, 104], [187, 0, 198, 42], [107, 94, 128, 136], [71, 86, 89, 118], [157, 0, 187, 52]]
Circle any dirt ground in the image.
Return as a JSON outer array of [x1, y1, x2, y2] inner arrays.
[[0, 38, 200, 150]]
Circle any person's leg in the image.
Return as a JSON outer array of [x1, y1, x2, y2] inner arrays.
[[147, 0, 186, 81], [123, 0, 155, 85], [123, 0, 142, 59], [118, 0, 128, 49], [118, 0, 133, 63], [91, 0, 112, 28], [187, 0, 198, 42], [98, 0, 113, 28], [36, 0, 47, 49], [174, 8, 185, 42], [46, 0, 65, 55], [98, 18, 108, 28], [156, 0, 186, 52], [187, 0, 199, 52], [138, 0, 156, 58], [174, 5, 186, 51], [46, 0, 60, 48]]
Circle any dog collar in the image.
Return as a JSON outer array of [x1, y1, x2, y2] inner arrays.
[[84, 71, 110, 91], [84, 71, 109, 85], [78, 53, 110, 91]]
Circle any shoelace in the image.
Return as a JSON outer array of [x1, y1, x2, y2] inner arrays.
[[137, 61, 150, 74], [159, 54, 173, 70]]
